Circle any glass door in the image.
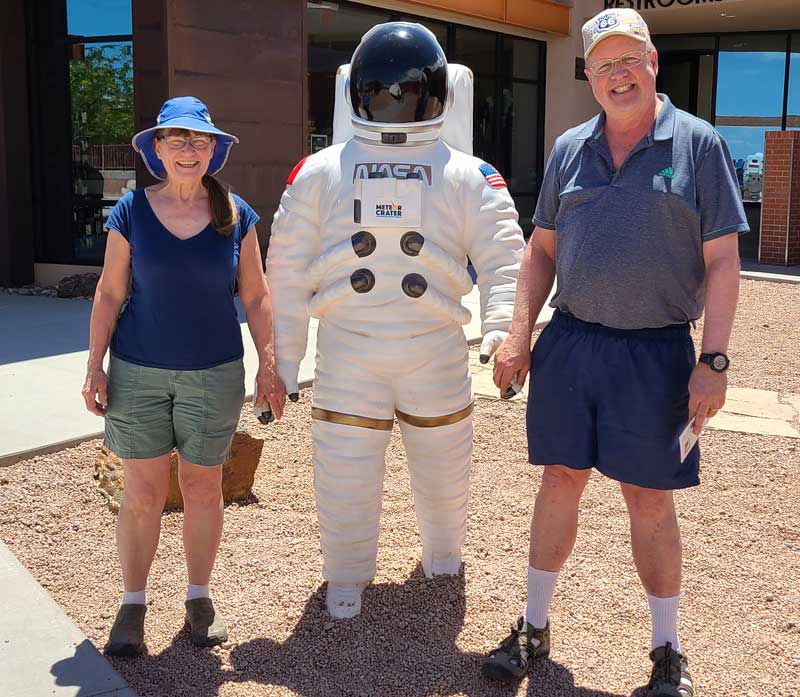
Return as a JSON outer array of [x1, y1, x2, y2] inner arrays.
[[67, 0, 134, 264]]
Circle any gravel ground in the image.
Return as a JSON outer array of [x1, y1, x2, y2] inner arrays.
[[1, 278, 799, 696]]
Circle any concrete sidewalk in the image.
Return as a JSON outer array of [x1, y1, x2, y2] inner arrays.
[[0, 288, 553, 466], [0, 541, 137, 697], [740, 260, 800, 283]]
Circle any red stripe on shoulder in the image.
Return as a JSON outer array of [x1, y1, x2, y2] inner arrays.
[[286, 156, 310, 185]]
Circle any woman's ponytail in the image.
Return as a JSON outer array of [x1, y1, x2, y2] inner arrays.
[[202, 174, 238, 237]]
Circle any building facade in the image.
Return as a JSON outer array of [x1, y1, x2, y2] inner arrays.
[[1, 0, 799, 287]]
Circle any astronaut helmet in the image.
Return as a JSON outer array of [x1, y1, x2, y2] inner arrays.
[[348, 22, 450, 146]]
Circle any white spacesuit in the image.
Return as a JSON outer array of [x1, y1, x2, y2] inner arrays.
[[267, 22, 524, 619]]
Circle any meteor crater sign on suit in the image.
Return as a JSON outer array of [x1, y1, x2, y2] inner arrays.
[[266, 22, 525, 619]]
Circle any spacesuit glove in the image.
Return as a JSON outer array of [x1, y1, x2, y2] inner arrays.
[[479, 330, 508, 365], [276, 359, 300, 403]]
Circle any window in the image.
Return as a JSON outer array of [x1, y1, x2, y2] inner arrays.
[[67, 0, 134, 263], [787, 34, 800, 129], [452, 30, 544, 234], [454, 26, 496, 73], [394, 14, 447, 49], [68, 0, 132, 35], [715, 34, 788, 202], [306, 2, 391, 151], [654, 37, 715, 123], [305, 1, 545, 235]]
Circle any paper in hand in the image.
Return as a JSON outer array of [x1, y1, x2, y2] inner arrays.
[[678, 419, 702, 463]]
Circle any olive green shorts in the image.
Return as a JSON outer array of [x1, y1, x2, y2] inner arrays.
[[104, 356, 246, 466]]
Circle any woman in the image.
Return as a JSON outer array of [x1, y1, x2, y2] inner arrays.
[[82, 96, 286, 655]]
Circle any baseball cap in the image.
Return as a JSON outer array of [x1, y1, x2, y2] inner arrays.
[[582, 9, 651, 59]]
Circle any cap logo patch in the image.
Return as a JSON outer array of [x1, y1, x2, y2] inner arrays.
[[596, 13, 620, 32]]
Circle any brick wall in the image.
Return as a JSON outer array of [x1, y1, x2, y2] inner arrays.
[[761, 131, 800, 265]]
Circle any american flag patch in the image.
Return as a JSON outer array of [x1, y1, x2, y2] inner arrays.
[[479, 163, 507, 188]]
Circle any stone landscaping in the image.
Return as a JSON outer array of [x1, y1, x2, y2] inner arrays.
[[0, 278, 798, 696]]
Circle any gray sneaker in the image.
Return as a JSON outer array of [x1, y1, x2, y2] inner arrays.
[[185, 597, 228, 647], [104, 603, 146, 657], [481, 616, 550, 683], [647, 643, 694, 696]]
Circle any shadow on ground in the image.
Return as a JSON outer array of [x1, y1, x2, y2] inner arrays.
[[49, 638, 132, 696], [110, 566, 638, 697]]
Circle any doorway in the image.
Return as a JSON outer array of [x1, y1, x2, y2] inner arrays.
[[656, 50, 715, 123]]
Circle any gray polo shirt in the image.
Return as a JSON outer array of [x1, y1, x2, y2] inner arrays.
[[534, 94, 748, 330]]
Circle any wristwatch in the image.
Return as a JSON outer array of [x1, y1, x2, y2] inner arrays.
[[699, 352, 730, 373]]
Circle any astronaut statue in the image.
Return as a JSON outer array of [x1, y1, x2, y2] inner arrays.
[[267, 22, 525, 619]]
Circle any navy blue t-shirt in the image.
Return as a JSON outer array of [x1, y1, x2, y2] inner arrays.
[[105, 189, 260, 370]]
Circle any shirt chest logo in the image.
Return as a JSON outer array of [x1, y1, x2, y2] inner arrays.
[[657, 166, 674, 179]]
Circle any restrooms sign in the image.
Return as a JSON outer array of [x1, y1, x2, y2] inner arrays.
[[603, 0, 742, 8]]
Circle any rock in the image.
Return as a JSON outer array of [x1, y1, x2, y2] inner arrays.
[[94, 432, 264, 511], [57, 273, 99, 298]]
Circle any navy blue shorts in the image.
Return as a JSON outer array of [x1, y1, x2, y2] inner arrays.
[[527, 311, 699, 490]]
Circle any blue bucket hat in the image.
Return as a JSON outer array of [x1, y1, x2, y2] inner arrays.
[[131, 96, 239, 180]]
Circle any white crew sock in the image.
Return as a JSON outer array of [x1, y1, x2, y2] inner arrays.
[[121, 590, 146, 606], [647, 592, 681, 654], [524, 565, 560, 632], [186, 584, 210, 601]]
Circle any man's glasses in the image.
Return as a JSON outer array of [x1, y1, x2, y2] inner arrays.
[[158, 135, 213, 151], [586, 49, 652, 77]]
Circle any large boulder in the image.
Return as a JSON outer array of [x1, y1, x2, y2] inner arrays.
[[94, 431, 264, 511], [57, 272, 100, 298]]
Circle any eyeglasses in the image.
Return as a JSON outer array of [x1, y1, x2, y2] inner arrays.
[[586, 49, 652, 77], [158, 135, 213, 150]]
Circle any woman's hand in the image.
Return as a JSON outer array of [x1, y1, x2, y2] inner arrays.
[[255, 361, 287, 421], [82, 367, 108, 416]]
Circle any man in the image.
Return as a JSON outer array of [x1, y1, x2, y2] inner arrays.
[[481, 8, 746, 696], [267, 22, 523, 619]]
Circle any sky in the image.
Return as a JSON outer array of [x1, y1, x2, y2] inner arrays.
[[715, 50, 800, 161], [68, 0, 131, 36]]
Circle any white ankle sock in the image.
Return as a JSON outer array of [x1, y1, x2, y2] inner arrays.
[[121, 590, 146, 606], [524, 565, 559, 631], [647, 592, 681, 653], [186, 584, 210, 601]]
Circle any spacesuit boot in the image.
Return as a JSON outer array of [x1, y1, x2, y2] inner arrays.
[[326, 582, 369, 619]]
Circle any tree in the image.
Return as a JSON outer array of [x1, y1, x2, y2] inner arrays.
[[69, 43, 134, 145]]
